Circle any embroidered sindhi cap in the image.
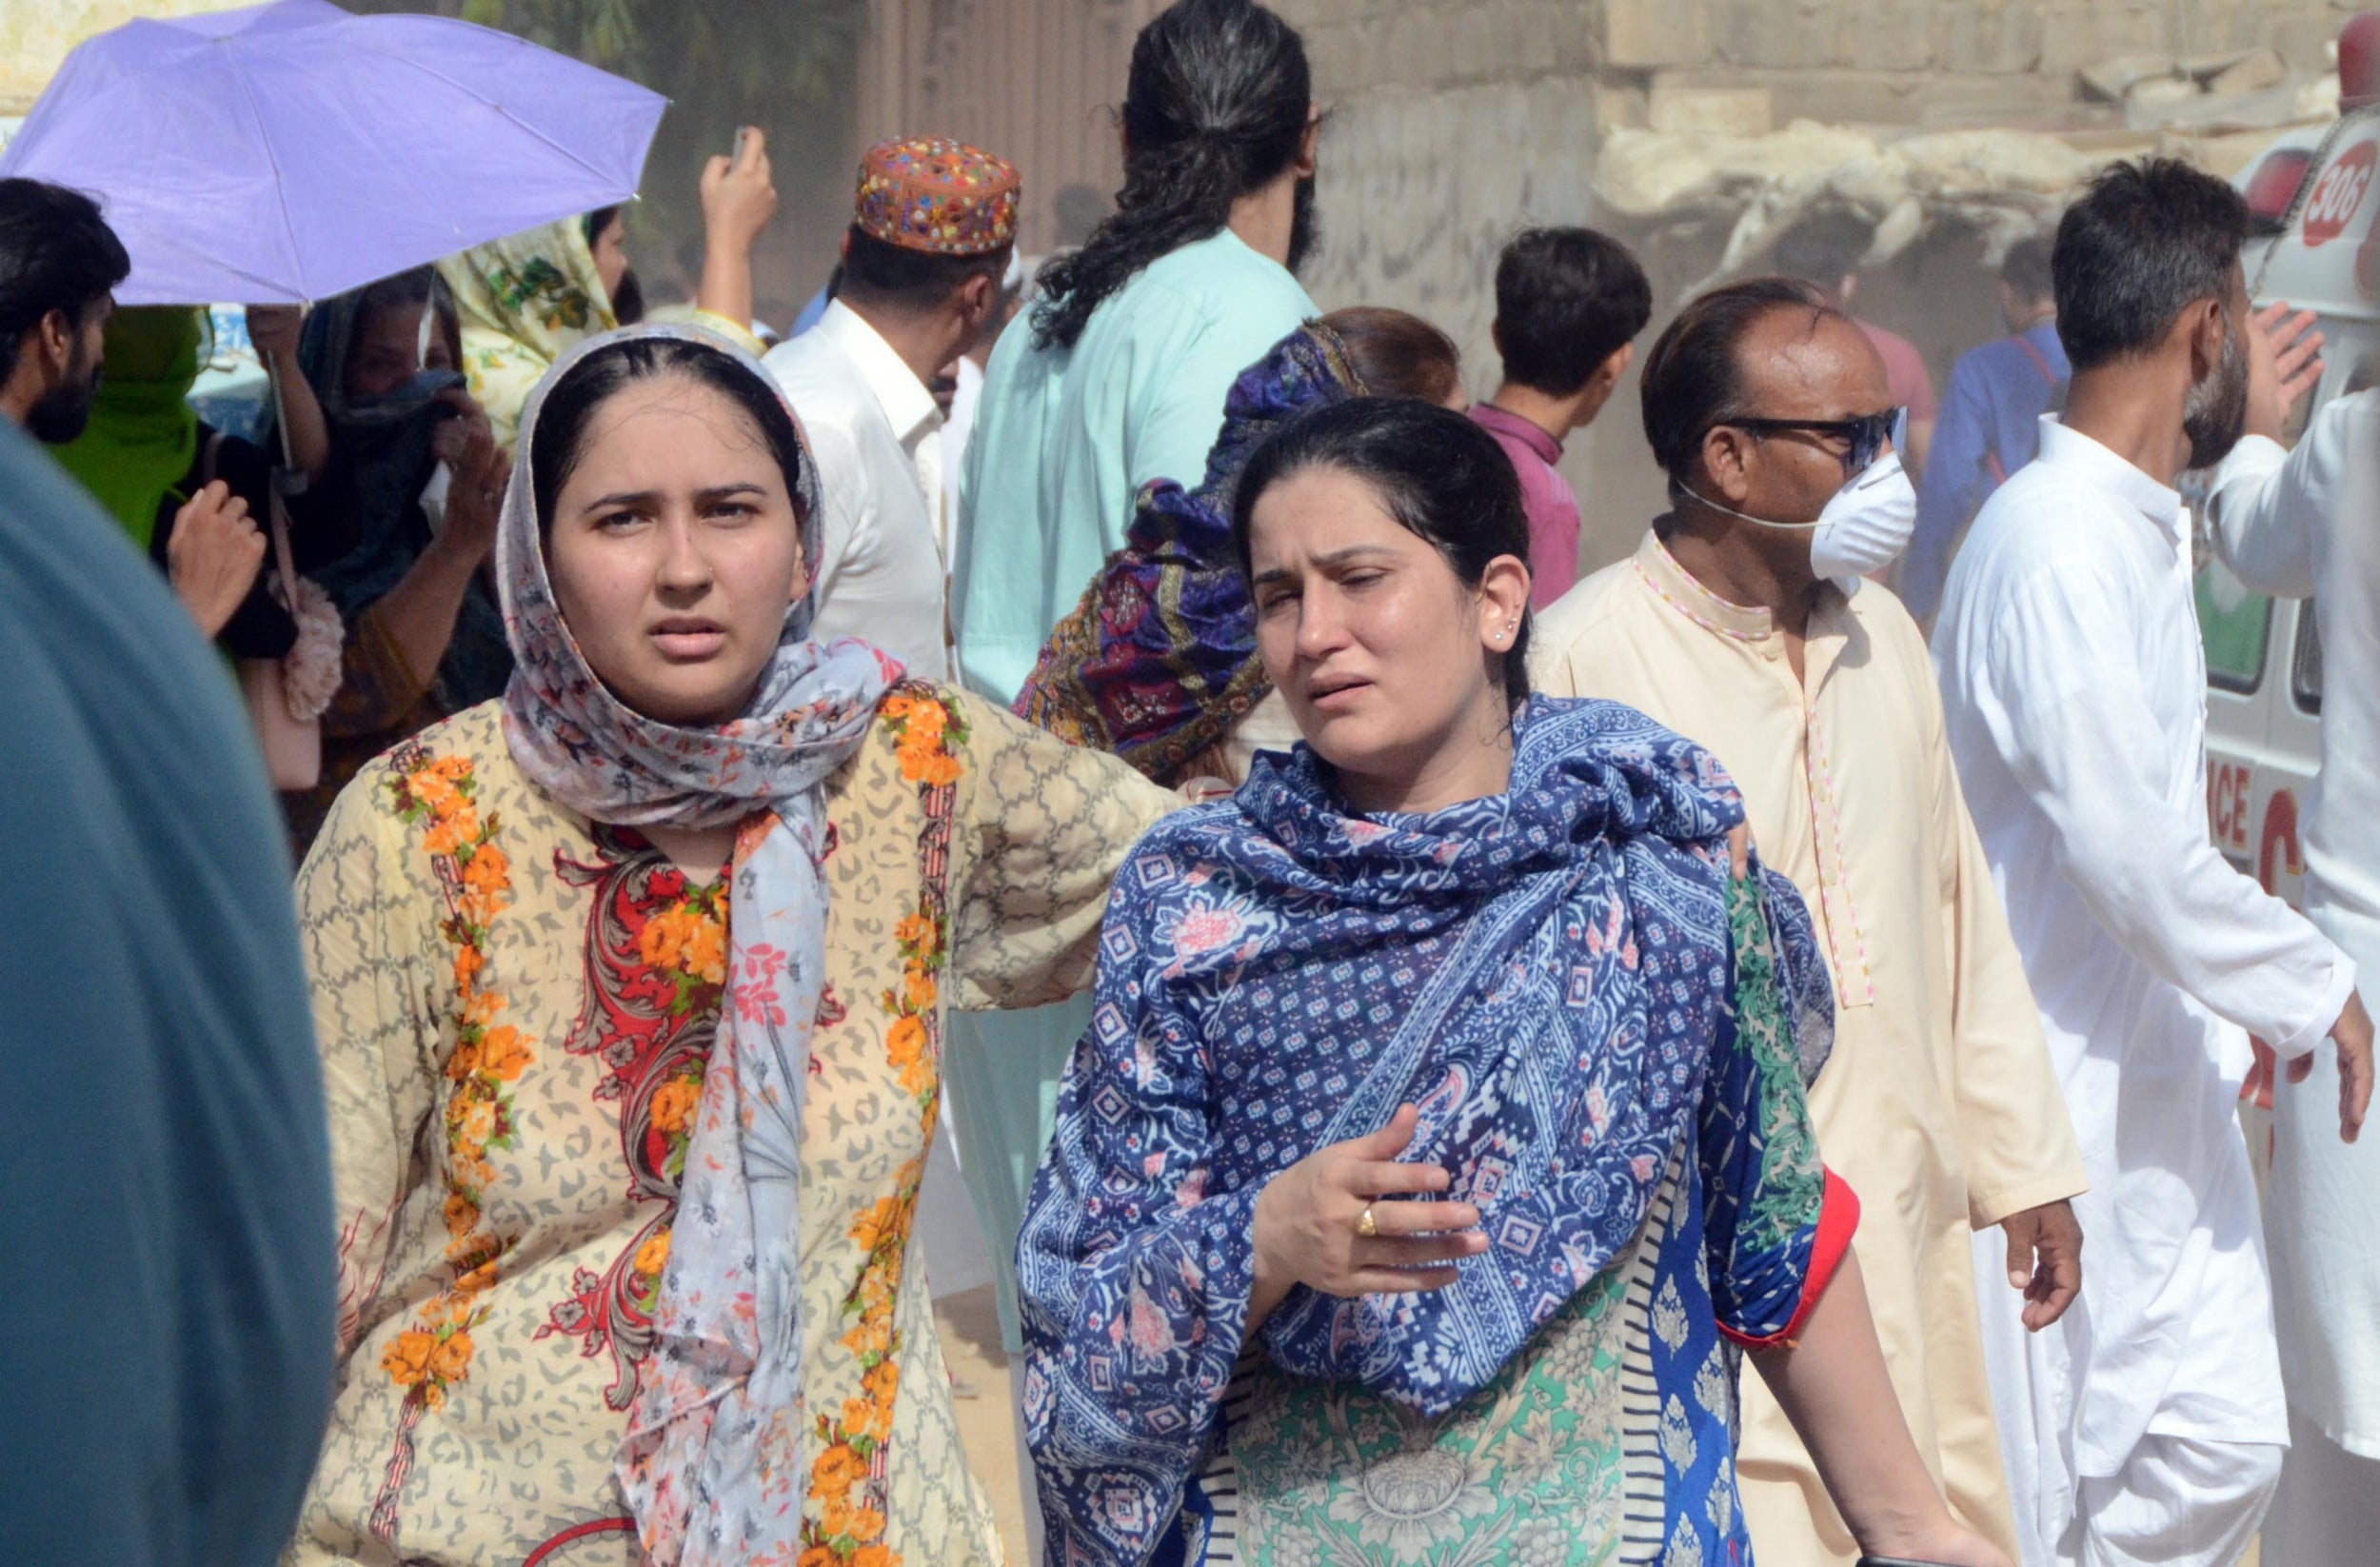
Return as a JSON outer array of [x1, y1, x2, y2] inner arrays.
[[855, 135, 1021, 257]]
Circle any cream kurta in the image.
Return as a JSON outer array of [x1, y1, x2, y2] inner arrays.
[[288, 690, 1176, 1566], [1533, 530, 2086, 1566]]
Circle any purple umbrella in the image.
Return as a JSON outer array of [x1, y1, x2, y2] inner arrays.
[[0, 0, 665, 305]]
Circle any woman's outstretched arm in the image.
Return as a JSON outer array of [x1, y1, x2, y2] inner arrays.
[[1749, 1252, 2013, 1567], [1709, 846, 2012, 1567], [695, 128, 776, 332], [248, 306, 329, 481]]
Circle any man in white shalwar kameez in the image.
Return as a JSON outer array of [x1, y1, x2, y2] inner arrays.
[[2202, 307, 2380, 1563], [1934, 158, 2374, 1567]]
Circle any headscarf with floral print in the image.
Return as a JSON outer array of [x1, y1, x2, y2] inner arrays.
[[437, 216, 618, 451], [495, 322, 902, 1565]]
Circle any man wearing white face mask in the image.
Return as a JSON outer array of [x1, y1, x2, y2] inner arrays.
[[1934, 158, 2374, 1567], [1534, 276, 2087, 1567]]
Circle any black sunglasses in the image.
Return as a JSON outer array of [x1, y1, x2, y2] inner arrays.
[[1719, 408, 1905, 474]]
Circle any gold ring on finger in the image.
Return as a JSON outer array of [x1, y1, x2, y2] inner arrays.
[[1356, 1204, 1378, 1240]]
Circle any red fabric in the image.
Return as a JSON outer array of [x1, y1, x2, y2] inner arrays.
[[1856, 320, 1938, 423], [1719, 1166, 1860, 1350]]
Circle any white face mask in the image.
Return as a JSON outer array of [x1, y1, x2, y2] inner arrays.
[[1681, 451, 1918, 593]]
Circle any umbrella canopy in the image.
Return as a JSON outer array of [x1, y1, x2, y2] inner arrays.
[[0, 0, 665, 305]]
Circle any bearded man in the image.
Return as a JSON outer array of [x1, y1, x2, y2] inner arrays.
[[0, 178, 124, 444], [1934, 157, 2375, 1567]]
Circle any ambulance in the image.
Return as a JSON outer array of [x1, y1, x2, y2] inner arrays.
[[2207, 10, 2376, 1123]]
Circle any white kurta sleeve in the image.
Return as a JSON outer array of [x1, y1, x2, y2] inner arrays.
[[802, 418, 873, 612], [1934, 718, 2090, 1224], [1975, 560, 2353, 1058], [2205, 426, 2326, 597]]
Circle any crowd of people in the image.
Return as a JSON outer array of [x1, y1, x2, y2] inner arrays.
[[1, 2, 2375, 1566]]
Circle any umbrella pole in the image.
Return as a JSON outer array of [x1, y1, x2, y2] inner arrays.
[[259, 351, 305, 613], [265, 353, 299, 476]]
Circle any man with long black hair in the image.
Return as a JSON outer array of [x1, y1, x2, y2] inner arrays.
[[954, 0, 1319, 708], [1936, 157, 2375, 1567], [939, 6, 1319, 1547]]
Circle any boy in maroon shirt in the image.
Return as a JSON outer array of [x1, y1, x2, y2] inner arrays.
[[1471, 227, 1651, 605]]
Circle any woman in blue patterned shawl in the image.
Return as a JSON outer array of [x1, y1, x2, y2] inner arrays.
[[1011, 308, 1465, 785], [1017, 398, 2013, 1567]]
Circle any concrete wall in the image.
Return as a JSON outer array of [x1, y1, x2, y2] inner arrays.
[[1276, 0, 2370, 575], [0, 0, 250, 112], [852, 0, 1169, 258]]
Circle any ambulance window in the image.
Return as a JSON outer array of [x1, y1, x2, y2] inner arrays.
[[2294, 602, 2323, 716], [2197, 573, 2271, 694]]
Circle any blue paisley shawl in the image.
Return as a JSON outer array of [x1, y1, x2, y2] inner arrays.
[[1018, 697, 1846, 1567], [1009, 323, 1360, 783]]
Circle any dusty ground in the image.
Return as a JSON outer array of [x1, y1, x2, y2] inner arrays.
[[935, 1283, 1032, 1564]]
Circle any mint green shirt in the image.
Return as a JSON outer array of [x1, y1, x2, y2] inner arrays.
[[955, 227, 1316, 704], [947, 228, 1312, 1350]]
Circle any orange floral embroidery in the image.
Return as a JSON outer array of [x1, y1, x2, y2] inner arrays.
[[380, 747, 531, 1417], [799, 688, 962, 1567], [882, 1014, 930, 1098], [847, 1195, 903, 1258], [639, 881, 731, 1000], [460, 842, 508, 891], [426, 1332, 473, 1385], [381, 1329, 433, 1388], [649, 1077, 702, 1136], [893, 912, 938, 956], [478, 1024, 533, 1081], [901, 967, 937, 1012], [625, 876, 727, 1185], [875, 721, 955, 1104], [801, 1154, 922, 1566], [883, 688, 966, 790]]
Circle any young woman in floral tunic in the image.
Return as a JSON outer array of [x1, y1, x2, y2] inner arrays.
[[288, 325, 1177, 1566], [1018, 398, 2015, 1567]]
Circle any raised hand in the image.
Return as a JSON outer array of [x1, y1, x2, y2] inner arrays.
[[702, 126, 778, 266], [168, 480, 266, 639], [696, 127, 778, 330], [2246, 299, 2326, 443], [246, 303, 305, 365], [432, 387, 508, 565]]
